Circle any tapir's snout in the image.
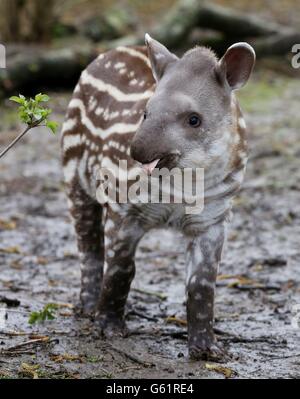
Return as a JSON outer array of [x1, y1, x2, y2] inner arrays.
[[130, 137, 161, 175]]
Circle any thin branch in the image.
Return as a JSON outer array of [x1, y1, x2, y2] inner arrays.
[[0, 123, 40, 160], [106, 343, 155, 367]]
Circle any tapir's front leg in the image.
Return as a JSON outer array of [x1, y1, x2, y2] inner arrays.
[[95, 210, 145, 337], [185, 222, 226, 361]]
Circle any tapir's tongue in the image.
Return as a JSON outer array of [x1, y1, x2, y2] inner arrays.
[[142, 159, 160, 175]]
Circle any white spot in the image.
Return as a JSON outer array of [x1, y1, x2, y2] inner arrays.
[[196, 313, 207, 320], [107, 249, 115, 257], [95, 107, 104, 116], [105, 219, 115, 231], [190, 275, 197, 285], [238, 117, 246, 130], [114, 62, 126, 69], [129, 79, 138, 86]]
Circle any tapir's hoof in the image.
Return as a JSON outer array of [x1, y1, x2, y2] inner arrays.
[[189, 340, 229, 362], [74, 300, 97, 318], [94, 314, 128, 339]]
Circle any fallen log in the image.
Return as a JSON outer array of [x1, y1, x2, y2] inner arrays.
[[0, 46, 98, 97], [153, 0, 283, 49], [253, 31, 300, 57]]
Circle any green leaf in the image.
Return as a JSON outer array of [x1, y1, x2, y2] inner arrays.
[[9, 96, 24, 104], [35, 93, 50, 103], [9, 92, 58, 131], [46, 121, 59, 134], [28, 303, 58, 325]]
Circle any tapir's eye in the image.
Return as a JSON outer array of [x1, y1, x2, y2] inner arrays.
[[143, 111, 147, 120], [188, 114, 201, 128]]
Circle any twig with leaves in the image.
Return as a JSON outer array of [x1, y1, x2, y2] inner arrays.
[[0, 93, 58, 160], [28, 303, 59, 325]]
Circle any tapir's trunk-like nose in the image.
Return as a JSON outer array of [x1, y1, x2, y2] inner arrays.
[[130, 140, 144, 163], [130, 138, 151, 164]]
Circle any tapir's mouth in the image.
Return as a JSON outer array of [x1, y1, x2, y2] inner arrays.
[[141, 153, 180, 175]]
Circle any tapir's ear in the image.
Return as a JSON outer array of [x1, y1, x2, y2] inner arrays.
[[145, 33, 178, 82], [217, 42, 256, 90]]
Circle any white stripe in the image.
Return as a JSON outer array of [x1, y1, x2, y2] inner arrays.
[[63, 159, 77, 183], [81, 70, 153, 102], [62, 118, 77, 133], [78, 150, 91, 195], [116, 46, 151, 68], [69, 98, 142, 139], [63, 134, 81, 150]]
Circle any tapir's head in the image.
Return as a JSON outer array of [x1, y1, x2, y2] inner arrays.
[[130, 34, 255, 174]]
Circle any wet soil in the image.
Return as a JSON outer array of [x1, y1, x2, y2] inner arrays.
[[0, 69, 300, 379]]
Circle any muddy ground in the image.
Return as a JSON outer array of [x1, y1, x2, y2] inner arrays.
[[0, 65, 300, 379]]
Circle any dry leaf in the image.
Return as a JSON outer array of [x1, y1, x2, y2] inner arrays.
[[0, 246, 22, 254], [205, 363, 235, 378], [0, 219, 17, 230], [10, 260, 23, 270], [29, 334, 49, 340], [217, 274, 240, 281], [50, 353, 83, 363], [166, 316, 187, 326], [227, 276, 262, 288], [53, 302, 74, 309], [59, 312, 72, 317], [37, 257, 48, 265], [20, 362, 40, 379]]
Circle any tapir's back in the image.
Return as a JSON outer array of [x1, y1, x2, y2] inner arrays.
[[61, 46, 155, 195]]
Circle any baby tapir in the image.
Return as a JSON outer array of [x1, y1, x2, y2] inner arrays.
[[61, 34, 255, 360]]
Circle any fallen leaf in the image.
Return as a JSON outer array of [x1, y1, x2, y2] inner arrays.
[[10, 260, 23, 270], [166, 316, 187, 326], [0, 246, 22, 254], [20, 362, 40, 379], [217, 274, 240, 281], [37, 257, 48, 265], [132, 288, 167, 300], [51, 302, 74, 309], [205, 363, 235, 378], [227, 276, 263, 288], [29, 334, 49, 340], [50, 353, 83, 363], [0, 219, 17, 230], [59, 312, 72, 317]]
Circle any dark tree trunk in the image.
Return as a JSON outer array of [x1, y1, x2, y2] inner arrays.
[[0, 0, 55, 43]]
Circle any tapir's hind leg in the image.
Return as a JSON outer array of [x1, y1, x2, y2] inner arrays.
[[68, 180, 104, 316]]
